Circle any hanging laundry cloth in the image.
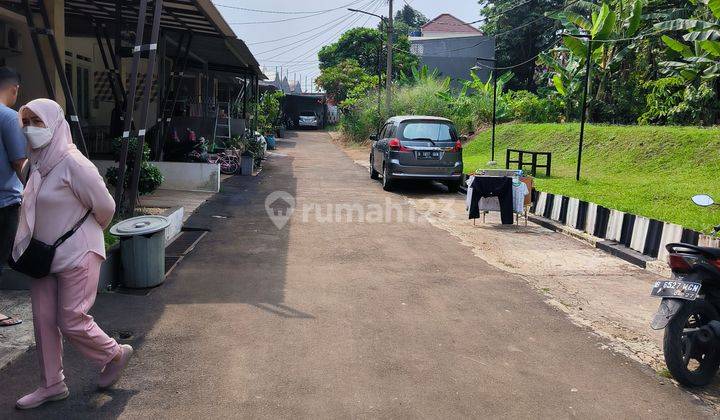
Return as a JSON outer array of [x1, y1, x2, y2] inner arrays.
[[468, 176, 514, 224]]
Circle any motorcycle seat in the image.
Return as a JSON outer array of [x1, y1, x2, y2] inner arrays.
[[666, 243, 720, 259]]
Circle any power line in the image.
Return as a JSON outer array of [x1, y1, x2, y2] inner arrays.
[[229, 11, 341, 25], [247, 13, 352, 45], [254, 11, 362, 55], [567, 30, 665, 44], [214, 0, 364, 15], [270, 0, 383, 66], [257, 0, 379, 61], [439, 0, 583, 54]]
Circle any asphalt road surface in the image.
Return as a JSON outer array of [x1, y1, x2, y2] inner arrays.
[[0, 130, 712, 418]]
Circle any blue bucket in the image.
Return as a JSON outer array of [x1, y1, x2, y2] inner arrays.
[[265, 135, 276, 150]]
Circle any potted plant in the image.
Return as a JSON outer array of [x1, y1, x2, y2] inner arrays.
[[105, 137, 163, 196]]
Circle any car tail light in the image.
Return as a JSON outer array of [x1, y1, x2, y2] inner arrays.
[[711, 258, 720, 270], [452, 140, 462, 152], [388, 138, 410, 152], [668, 254, 692, 272]]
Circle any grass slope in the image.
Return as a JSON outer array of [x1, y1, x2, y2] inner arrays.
[[463, 123, 720, 233]]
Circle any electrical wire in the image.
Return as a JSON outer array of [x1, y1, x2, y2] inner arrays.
[[214, 0, 364, 15], [254, 10, 366, 55], [247, 13, 353, 45], [268, 0, 383, 66], [278, 14, 374, 68], [566, 30, 665, 43], [227, 0, 366, 25], [256, 0, 379, 61], [470, 52, 545, 71]]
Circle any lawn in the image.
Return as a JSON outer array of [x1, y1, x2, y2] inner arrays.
[[463, 123, 720, 233]]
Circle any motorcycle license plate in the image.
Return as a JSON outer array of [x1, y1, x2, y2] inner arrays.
[[650, 280, 701, 300], [417, 151, 440, 160]]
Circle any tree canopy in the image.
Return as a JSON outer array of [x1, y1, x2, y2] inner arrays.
[[479, 0, 565, 91]]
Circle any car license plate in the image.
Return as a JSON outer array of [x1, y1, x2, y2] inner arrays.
[[417, 151, 440, 159], [650, 280, 701, 300]]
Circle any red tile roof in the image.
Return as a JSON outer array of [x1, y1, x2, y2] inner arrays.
[[421, 13, 482, 34]]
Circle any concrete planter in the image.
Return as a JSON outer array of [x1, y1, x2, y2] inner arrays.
[[0, 206, 184, 293], [93, 160, 220, 193]]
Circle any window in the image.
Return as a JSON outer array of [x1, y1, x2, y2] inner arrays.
[[76, 66, 90, 119], [379, 123, 391, 139], [400, 122, 456, 142]]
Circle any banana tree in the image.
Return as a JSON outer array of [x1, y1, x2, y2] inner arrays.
[[655, 0, 720, 81], [538, 49, 584, 119], [548, 1, 645, 106]]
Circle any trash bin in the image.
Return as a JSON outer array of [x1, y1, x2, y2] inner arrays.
[[110, 215, 170, 288], [241, 154, 254, 175]]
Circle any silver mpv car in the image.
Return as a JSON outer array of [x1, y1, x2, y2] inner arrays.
[[369, 116, 464, 192]]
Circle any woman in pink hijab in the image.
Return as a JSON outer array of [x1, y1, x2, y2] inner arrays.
[[13, 99, 133, 410]]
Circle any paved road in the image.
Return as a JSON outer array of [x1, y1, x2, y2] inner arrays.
[[0, 130, 712, 418]]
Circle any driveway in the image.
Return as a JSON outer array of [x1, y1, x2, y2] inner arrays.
[[0, 130, 712, 418]]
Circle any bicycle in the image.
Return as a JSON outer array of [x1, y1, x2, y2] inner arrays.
[[207, 147, 241, 175]]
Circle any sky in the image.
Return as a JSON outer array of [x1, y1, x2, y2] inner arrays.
[[211, 1, 482, 91]]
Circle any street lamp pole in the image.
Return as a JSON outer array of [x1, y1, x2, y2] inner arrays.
[[349, 6, 392, 113], [386, 0, 393, 114], [472, 57, 498, 163], [575, 33, 593, 181]]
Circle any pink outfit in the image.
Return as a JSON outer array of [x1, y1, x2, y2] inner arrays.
[[31, 253, 119, 387], [13, 99, 119, 388], [13, 99, 115, 272]]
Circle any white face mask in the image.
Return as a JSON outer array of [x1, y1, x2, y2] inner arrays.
[[23, 126, 53, 149]]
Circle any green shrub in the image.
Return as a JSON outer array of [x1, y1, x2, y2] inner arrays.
[[639, 78, 717, 126], [340, 77, 454, 142], [506, 90, 563, 123], [105, 137, 163, 196], [105, 162, 163, 196]]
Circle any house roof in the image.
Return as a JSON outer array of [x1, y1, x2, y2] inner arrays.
[[25, 0, 265, 78], [421, 14, 482, 34]]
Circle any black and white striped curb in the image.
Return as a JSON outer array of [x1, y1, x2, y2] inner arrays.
[[530, 190, 719, 265], [458, 185, 719, 271]]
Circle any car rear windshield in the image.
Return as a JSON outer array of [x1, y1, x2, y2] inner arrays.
[[300, 112, 316, 117], [400, 122, 456, 142]]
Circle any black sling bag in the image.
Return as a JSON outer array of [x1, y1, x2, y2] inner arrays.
[[9, 210, 92, 279]]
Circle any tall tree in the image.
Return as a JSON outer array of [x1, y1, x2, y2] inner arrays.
[[393, 4, 429, 36], [318, 27, 418, 79], [479, 0, 564, 91]]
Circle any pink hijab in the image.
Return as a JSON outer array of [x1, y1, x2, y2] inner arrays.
[[12, 99, 81, 260]]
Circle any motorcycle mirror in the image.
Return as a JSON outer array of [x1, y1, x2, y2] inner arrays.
[[692, 194, 716, 207]]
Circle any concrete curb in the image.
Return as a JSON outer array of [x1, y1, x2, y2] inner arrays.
[[459, 186, 669, 277]]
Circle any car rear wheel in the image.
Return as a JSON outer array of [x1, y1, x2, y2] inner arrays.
[[382, 163, 393, 191], [446, 179, 461, 193], [370, 153, 379, 180]]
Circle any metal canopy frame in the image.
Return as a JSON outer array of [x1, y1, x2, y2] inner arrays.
[[113, 0, 163, 215], [22, 0, 89, 156], [65, 0, 224, 37], [155, 31, 193, 159], [1, 0, 266, 215]]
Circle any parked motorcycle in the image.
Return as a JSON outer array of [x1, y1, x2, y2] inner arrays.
[[651, 194, 720, 386]]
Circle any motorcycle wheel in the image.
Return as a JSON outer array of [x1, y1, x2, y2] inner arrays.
[[664, 299, 720, 387]]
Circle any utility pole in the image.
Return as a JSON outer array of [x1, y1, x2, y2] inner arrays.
[[386, 0, 393, 113]]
